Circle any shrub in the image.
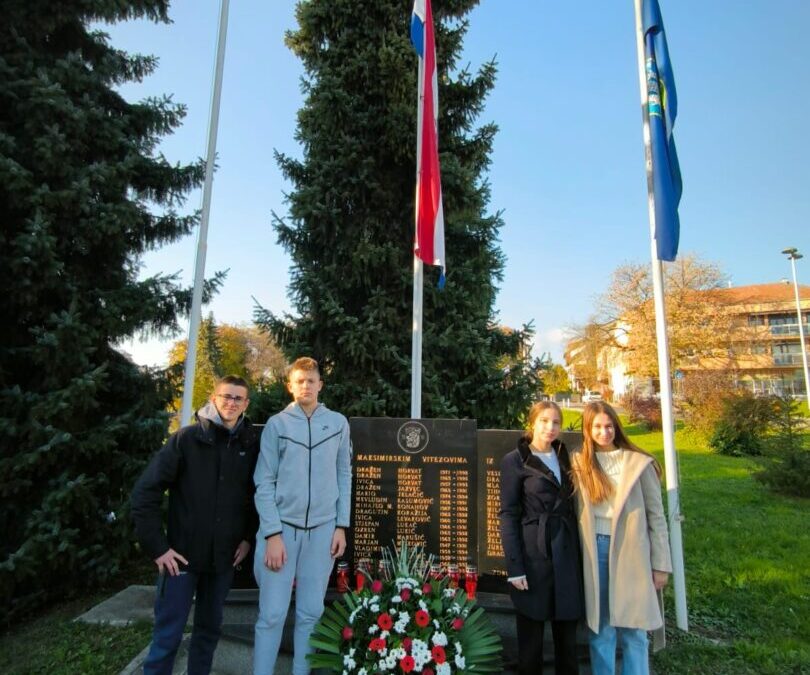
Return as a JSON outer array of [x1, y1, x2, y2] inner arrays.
[[756, 396, 810, 498], [710, 420, 763, 457], [709, 391, 774, 456], [622, 391, 663, 431], [679, 371, 735, 440]]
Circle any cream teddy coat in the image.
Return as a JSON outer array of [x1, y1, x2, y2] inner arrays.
[[573, 449, 673, 632]]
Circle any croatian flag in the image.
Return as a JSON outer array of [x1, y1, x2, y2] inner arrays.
[[411, 0, 445, 285]]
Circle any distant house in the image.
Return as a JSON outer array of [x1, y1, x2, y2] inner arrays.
[[564, 282, 810, 399]]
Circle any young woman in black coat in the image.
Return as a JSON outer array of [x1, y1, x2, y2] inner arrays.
[[499, 401, 583, 675]]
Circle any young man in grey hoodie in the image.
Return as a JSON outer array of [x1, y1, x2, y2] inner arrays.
[[132, 375, 259, 675], [253, 357, 352, 675]]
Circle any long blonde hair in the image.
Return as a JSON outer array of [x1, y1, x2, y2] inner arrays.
[[572, 401, 660, 503]]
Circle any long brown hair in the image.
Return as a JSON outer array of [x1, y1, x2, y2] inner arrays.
[[572, 401, 661, 503]]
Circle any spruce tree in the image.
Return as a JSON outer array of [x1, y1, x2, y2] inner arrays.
[[0, 2, 220, 618], [256, 0, 539, 426]]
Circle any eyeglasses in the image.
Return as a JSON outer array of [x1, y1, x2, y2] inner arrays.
[[216, 394, 247, 404]]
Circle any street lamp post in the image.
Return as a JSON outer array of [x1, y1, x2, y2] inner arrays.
[[781, 248, 810, 400]]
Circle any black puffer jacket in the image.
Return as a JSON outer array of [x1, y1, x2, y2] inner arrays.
[[499, 436, 583, 621], [131, 413, 260, 573]]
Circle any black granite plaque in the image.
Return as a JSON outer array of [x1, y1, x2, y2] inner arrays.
[[349, 418, 477, 568]]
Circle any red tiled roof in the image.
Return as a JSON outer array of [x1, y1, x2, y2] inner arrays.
[[711, 282, 810, 305]]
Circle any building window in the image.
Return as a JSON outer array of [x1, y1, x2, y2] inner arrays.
[[747, 314, 766, 326], [773, 342, 806, 365], [769, 313, 796, 326]]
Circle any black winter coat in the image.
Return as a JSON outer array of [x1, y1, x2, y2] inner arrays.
[[499, 437, 583, 621], [131, 414, 260, 573]]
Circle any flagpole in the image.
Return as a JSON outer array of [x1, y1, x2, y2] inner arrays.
[[633, 0, 688, 631], [180, 0, 230, 427], [411, 49, 426, 420], [411, 256, 424, 419]]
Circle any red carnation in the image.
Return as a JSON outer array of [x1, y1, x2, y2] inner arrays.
[[422, 583, 432, 595], [371, 579, 384, 594], [452, 617, 464, 631], [342, 626, 354, 640], [414, 610, 430, 627], [377, 613, 393, 631], [423, 669, 435, 675], [368, 638, 386, 652], [431, 645, 446, 664], [401, 637, 412, 652], [400, 655, 415, 673], [400, 587, 412, 601]]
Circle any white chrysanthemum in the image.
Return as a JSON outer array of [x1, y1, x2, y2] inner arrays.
[[391, 595, 402, 603], [392, 647, 406, 659], [368, 625, 379, 634], [454, 641, 462, 654], [342, 654, 356, 670], [414, 587, 423, 596], [431, 631, 448, 647], [412, 638, 429, 653], [443, 588, 456, 598], [451, 602, 462, 615], [418, 599, 428, 611], [370, 604, 380, 613], [349, 647, 357, 657], [394, 610, 410, 634], [454, 654, 466, 669], [436, 663, 451, 675], [358, 668, 368, 675], [390, 608, 398, 616], [433, 619, 440, 628], [380, 630, 390, 639]]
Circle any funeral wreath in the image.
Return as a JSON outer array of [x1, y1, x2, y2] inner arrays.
[[308, 544, 502, 674]]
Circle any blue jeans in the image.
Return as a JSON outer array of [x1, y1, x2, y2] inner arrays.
[[588, 534, 649, 675], [143, 567, 234, 675]]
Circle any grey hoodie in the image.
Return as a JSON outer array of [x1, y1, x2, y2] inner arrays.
[[197, 400, 244, 434], [254, 402, 352, 537]]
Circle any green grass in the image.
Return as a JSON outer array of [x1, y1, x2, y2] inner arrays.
[[0, 594, 152, 675], [623, 421, 810, 674], [562, 407, 582, 430]]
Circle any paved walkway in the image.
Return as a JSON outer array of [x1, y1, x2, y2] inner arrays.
[[78, 585, 612, 674]]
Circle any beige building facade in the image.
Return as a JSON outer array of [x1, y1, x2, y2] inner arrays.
[[565, 282, 810, 399]]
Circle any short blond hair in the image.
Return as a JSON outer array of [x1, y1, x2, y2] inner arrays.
[[288, 357, 320, 380]]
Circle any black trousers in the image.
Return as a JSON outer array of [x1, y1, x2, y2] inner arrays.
[[144, 567, 234, 675], [516, 613, 579, 675]]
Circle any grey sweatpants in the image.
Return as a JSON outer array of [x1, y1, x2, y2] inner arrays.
[[253, 520, 335, 675]]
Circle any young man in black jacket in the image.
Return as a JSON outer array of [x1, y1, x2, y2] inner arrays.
[[132, 375, 260, 675]]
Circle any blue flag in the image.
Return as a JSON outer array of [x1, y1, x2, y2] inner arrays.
[[643, 0, 682, 262]]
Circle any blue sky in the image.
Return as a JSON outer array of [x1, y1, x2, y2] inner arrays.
[[115, 0, 810, 366]]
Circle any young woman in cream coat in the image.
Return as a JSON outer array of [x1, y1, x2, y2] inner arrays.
[[570, 402, 672, 675]]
